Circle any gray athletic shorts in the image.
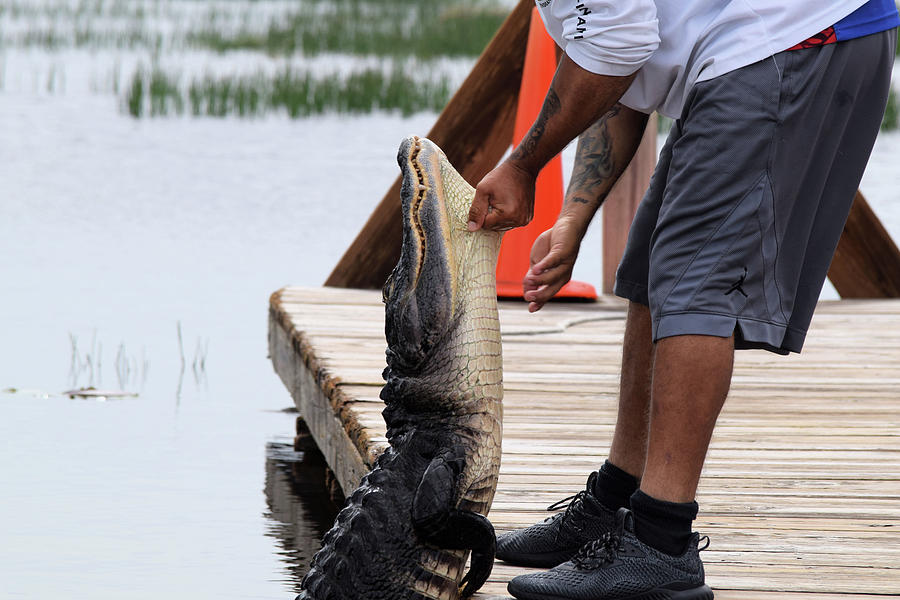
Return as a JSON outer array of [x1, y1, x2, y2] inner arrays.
[[614, 29, 897, 354]]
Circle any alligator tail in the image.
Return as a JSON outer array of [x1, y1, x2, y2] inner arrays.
[[298, 461, 420, 599]]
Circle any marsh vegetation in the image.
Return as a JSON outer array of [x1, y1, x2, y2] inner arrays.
[[1, 0, 510, 118]]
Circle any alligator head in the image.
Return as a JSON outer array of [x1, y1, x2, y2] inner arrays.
[[382, 136, 503, 413]]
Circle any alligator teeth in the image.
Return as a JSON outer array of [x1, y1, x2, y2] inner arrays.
[[418, 184, 428, 191]]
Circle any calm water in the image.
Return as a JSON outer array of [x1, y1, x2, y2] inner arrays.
[[0, 90, 435, 598], [2, 51, 899, 600]]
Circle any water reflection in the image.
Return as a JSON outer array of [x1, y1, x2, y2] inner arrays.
[[263, 424, 342, 594]]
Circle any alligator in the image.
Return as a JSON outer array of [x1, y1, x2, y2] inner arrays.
[[296, 136, 504, 600]]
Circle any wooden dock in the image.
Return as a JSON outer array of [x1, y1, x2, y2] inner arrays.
[[269, 286, 900, 599]]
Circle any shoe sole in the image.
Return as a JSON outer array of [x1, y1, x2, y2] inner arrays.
[[496, 549, 577, 568], [507, 582, 714, 600]]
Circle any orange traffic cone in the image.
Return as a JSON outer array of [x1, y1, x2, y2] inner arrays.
[[495, 7, 597, 300]]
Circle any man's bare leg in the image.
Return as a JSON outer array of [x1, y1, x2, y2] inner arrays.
[[607, 301, 654, 480], [640, 333, 734, 503], [606, 302, 733, 501]]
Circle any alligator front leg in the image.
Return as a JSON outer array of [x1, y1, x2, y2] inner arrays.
[[411, 446, 496, 599]]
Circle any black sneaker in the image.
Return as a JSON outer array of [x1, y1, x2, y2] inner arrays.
[[507, 508, 713, 600], [496, 471, 617, 567]]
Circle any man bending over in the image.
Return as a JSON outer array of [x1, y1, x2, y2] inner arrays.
[[467, 1, 898, 598]]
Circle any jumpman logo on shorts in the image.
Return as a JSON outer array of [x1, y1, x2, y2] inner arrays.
[[725, 267, 749, 297]]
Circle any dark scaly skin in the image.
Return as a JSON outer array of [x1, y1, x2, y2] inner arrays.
[[297, 137, 504, 600]]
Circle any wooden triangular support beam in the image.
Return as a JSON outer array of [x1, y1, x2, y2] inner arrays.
[[828, 190, 900, 298], [325, 0, 534, 289]]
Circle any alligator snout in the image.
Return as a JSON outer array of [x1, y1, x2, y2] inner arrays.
[[383, 136, 463, 373]]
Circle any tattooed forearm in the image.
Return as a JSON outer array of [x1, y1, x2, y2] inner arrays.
[[564, 105, 622, 208], [511, 87, 562, 163]]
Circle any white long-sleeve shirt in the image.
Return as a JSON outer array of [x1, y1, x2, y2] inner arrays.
[[537, 0, 870, 118]]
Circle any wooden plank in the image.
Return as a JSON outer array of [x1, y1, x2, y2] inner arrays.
[[268, 305, 374, 488], [828, 189, 900, 298], [601, 113, 657, 294], [325, 0, 533, 289]]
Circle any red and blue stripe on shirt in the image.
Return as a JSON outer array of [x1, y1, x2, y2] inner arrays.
[[788, 0, 899, 51]]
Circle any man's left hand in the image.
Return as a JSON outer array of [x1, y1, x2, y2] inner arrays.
[[523, 218, 582, 312]]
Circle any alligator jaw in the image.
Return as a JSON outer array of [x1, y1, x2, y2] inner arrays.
[[383, 136, 463, 373]]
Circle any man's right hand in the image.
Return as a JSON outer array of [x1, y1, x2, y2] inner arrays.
[[469, 54, 637, 234], [468, 161, 536, 232], [523, 218, 582, 312]]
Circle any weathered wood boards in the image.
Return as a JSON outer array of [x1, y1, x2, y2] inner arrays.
[[828, 190, 900, 298], [268, 286, 900, 599], [325, 0, 533, 289]]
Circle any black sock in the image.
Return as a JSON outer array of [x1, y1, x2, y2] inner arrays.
[[630, 489, 698, 556], [591, 460, 640, 512]]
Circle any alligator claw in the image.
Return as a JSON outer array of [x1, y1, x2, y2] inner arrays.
[[459, 573, 476, 599], [459, 538, 496, 598], [414, 507, 496, 597]]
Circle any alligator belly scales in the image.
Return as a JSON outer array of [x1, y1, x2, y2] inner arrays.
[[297, 137, 504, 600]]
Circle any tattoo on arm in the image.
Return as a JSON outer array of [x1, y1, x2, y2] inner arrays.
[[564, 105, 622, 208], [511, 87, 562, 163]]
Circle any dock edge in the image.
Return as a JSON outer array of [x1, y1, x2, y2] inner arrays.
[[268, 288, 376, 493]]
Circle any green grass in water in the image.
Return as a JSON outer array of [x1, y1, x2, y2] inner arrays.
[[188, 4, 506, 58], [126, 67, 184, 117], [127, 70, 144, 117], [125, 66, 452, 119], [4, 0, 505, 58]]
